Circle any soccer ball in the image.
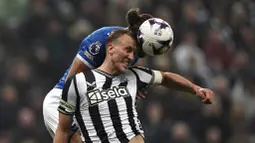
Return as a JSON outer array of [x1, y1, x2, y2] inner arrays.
[[137, 18, 174, 56]]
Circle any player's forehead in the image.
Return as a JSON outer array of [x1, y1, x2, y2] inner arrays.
[[117, 34, 136, 48]]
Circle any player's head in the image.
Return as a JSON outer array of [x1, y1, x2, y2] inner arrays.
[[106, 29, 137, 73], [126, 8, 153, 57]]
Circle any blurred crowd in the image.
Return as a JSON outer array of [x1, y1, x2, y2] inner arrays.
[[0, 0, 255, 143]]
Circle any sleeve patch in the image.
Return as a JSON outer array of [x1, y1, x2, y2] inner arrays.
[[88, 41, 102, 55]]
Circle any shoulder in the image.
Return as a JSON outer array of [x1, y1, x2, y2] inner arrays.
[[122, 66, 153, 79], [128, 66, 163, 85], [129, 66, 152, 74], [80, 26, 125, 50], [69, 72, 87, 84]]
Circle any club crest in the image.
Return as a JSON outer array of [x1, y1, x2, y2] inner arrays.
[[89, 41, 101, 55]]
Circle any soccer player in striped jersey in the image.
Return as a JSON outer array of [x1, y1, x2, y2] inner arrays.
[[54, 29, 214, 143], [43, 8, 153, 142]]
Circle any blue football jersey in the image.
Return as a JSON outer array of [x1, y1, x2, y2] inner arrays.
[[55, 26, 139, 89]]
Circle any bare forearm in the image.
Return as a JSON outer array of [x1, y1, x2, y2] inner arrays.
[[66, 66, 84, 82], [160, 72, 215, 104], [53, 129, 69, 143], [66, 68, 77, 82], [161, 72, 199, 94], [65, 58, 88, 82]]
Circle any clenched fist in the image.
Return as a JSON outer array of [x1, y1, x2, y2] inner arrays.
[[194, 87, 214, 104]]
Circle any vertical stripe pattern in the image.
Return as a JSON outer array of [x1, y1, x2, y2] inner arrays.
[[73, 75, 92, 142], [60, 67, 154, 142], [108, 81, 129, 143]]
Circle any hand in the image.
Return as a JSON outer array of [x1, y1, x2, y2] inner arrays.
[[136, 88, 148, 100], [195, 87, 214, 104]]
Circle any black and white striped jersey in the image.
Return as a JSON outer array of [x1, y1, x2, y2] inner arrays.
[[58, 66, 163, 143]]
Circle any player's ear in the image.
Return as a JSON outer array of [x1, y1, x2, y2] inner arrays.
[[108, 44, 115, 55]]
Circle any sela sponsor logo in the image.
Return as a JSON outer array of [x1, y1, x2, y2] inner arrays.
[[87, 86, 130, 106], [88, 41, 101, 55]]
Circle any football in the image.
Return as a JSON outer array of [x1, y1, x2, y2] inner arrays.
[[137, 18, 174, 56]]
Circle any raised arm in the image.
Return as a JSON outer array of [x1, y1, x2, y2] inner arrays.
[[160, 72, 198, 94], [160, 71, 214, 104], [131, 66, 214, 104]]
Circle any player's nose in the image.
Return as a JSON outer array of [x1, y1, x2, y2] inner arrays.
[[127, 52, 134, 61]]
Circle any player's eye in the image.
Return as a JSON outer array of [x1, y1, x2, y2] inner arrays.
[[125, 47, 133, 53]]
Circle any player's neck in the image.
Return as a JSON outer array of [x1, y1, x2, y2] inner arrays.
[[97, 60, 120, 76]]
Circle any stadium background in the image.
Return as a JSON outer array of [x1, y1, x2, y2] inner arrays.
[[0, 0, 255, 142]]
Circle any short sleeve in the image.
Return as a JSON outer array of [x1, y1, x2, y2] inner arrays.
[[131, 66, 163, 89], [77, 41, 103, 69], [76, 27, 125, 68]]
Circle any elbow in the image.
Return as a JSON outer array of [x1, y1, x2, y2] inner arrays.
[[57, 123, 71, 133]]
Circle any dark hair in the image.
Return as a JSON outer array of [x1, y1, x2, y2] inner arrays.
[[126, 8, 153, 36], [106, 29, 136, 46], [125, 8, 153, 57]]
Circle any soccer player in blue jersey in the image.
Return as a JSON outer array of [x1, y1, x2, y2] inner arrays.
[[43, 8, 153, 142]]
